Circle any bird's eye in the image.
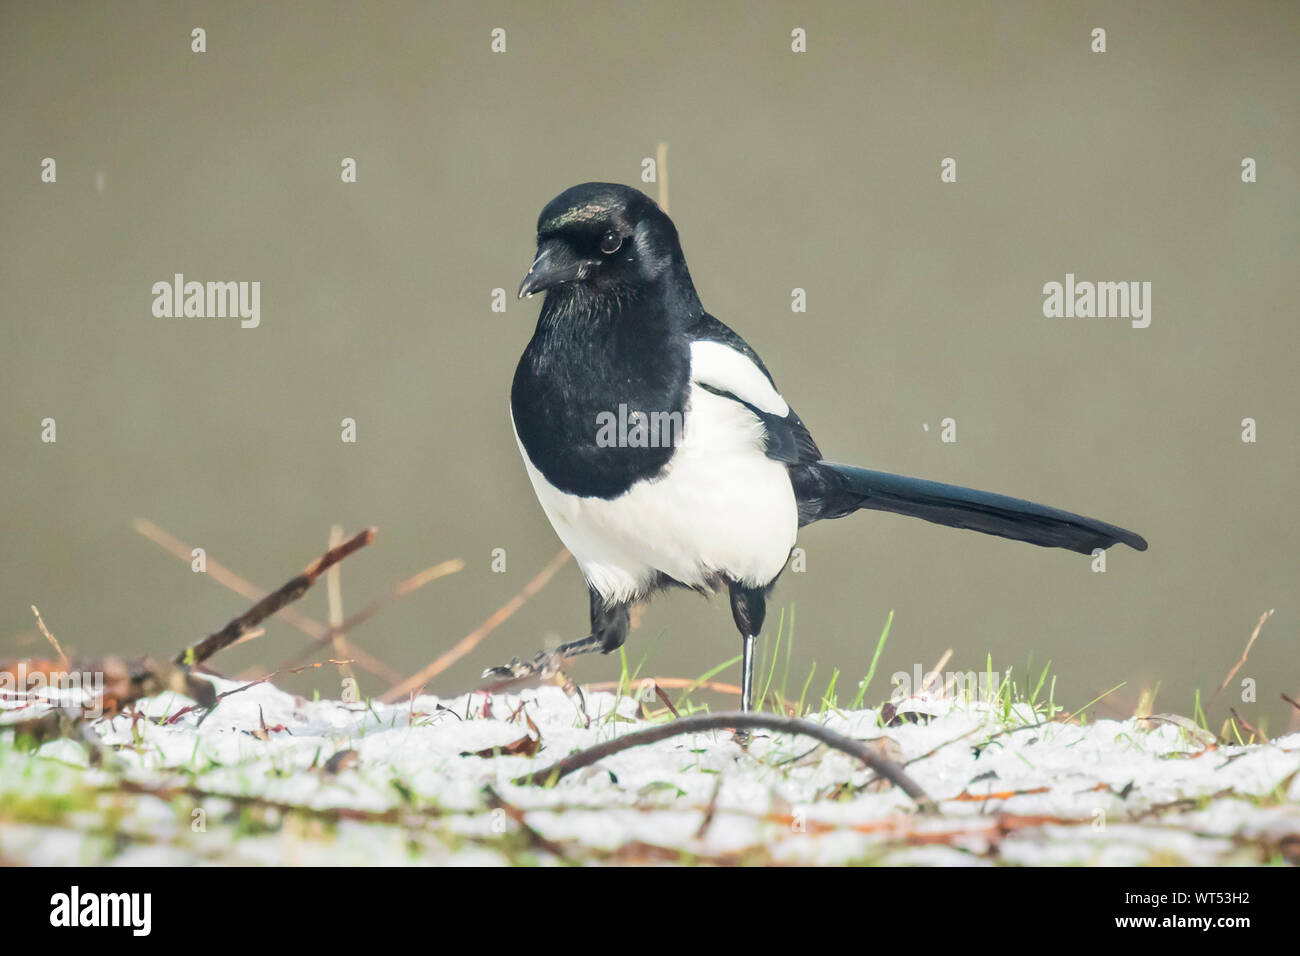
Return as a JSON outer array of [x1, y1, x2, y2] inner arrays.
[[599, 231, 622, 254]]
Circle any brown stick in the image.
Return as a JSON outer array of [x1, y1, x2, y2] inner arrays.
[[136, 518, 402, 682], [30, 606, 69, 671], [584, 676, 795, 715], [481, 786, 573, 861], [921, 648, 954, 696], [1215, 608, 1274, 696], [585, 677, 743, 697], [175, 528, 376, 668], [514, 710, 939, 813], [325, 526, 356, 686], [1229, 707, 1262, 743], [380, 548, 571, 702]]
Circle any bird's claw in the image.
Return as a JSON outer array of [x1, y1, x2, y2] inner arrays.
[[480, 649, 565, 684]]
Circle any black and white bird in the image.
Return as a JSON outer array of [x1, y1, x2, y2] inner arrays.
[[486, 182, 1147, 713]]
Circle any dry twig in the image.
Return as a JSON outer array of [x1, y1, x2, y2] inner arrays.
[[136, 518, 403, 682], [1215, 608, 1274, 697], [176, 528, 376, 668], [29, 606, 69, 670], [586, 676, 743, 698], [1229, 707, 1262, 743], [381, 548, 571, 702], [514, 710, 938, 813], [920, 647, 954, 696], [325, 525, 355, 685]]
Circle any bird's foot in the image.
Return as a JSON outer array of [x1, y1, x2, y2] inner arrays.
[[481, 649, 566, 685]]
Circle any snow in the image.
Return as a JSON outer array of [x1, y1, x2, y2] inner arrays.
[[1, 679, 1296, 865]]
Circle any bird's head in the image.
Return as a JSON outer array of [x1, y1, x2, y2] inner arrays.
[[518, 183, 688, 301]]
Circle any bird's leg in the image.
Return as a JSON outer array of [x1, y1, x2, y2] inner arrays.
[[739, 633, 756, 712], [728, 583, 769, 744], [481, 588, 629, 685]]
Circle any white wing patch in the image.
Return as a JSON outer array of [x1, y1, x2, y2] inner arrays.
[[689, 340, 789, 417]]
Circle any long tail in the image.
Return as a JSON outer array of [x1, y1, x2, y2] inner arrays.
[[791, 462, 1147, 555]]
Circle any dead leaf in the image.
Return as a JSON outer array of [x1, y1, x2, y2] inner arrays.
[[884, 706, 934, 727], [463, 734, 540, 758], [323, 749, 359, 774]]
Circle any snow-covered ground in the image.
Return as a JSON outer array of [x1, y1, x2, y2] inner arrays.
[[1, 679, 1297, 865]]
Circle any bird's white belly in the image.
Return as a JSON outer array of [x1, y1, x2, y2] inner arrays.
[[513, 385, 798, 604]]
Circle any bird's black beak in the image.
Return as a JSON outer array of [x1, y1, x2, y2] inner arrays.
[[518, 241, 587, 299]]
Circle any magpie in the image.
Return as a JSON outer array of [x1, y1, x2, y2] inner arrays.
[[485, 182, 1147, 714]]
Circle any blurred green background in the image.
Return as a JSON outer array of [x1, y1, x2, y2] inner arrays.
[[2, 0, 1296, 729]]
